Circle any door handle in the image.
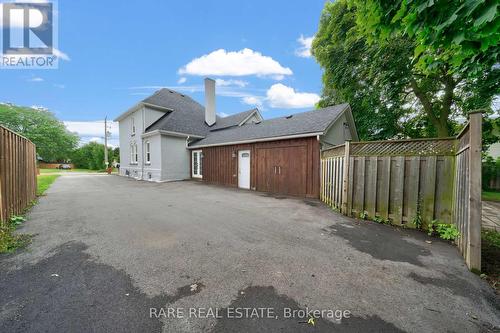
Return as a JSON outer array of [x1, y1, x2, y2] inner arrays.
[[273, 166, 277, 174], [279, 166, 281, 174]]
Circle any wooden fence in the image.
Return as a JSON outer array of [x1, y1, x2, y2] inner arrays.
[[321, 112, 482, 270], [0, 125, 37, 224]]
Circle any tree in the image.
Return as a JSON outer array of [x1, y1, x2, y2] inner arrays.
[[71, 142, 118, 170], [0, 103, 79, 161], [312, 0, 499, 138], [312, 1, 412, 140], [354, 0, 499, 76]]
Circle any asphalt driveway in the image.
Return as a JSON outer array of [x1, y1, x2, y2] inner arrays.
[[1, 175, 498, 332]]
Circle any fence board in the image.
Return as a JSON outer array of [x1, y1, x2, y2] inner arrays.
[[406, 156, 420, 227], [365, 157, 377, 219], [320, 113, 482, 270], [0, 126, 37, 223], [391, 156, 405, 225], [421, 156, 437, 227], [347, 156, 354, 216], [378, 157, 391, 220]]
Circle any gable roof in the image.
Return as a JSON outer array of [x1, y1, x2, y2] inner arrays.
[[141, 88, 219, 137], [189, 104, 350, 148], [210, 108, 261, 131]]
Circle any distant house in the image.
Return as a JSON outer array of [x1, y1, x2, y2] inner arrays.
[[115, 79, 358, 198]]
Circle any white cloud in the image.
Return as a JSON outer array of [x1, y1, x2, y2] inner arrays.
[[266, 83, 320, 108], [178, 48, 292, 79], [129, 84, 259, 99], [217, 112, 229, 118], [28, 77, 44, 82], [295, 35, 314, 58], [53, 48, 70, 61], [64, 120, 119, 142], [80, 136, 118, 148], [242, 96, 264, 109], [53, 83, 65, 89], [215, 78, 248, 87], [177, 77, 187, 84], [31, 105, 48, 111]]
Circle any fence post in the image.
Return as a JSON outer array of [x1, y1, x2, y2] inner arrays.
[[341, 141, 350, 214], [467, 111, 482, 271]]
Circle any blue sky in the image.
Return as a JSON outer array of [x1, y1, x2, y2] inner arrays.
[[0, 0, 326, 145]]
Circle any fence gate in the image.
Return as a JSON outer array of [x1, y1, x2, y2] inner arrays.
[[320, 112, 482, 271]]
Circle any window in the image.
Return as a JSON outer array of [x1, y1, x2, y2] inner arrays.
[[130, 143, 138, 164], [131, 117, 136, 136], [145, 141, 151, 164], [192, 150, 202, 178]]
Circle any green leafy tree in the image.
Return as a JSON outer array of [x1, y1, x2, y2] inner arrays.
[[0, 103, 78, 161], [354, 0, 499, 76], [312, 1, 411, 140], [71, 142, 118, 170], [312, 0, 499, 138]]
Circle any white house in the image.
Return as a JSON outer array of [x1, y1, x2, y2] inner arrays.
[[115, 78, 358, 197]]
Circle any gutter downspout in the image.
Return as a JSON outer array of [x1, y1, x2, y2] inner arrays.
[[141, 107, 145, 180]]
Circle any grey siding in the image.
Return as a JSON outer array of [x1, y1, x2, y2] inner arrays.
[[118, 106, 167, 179], [161, 136, 190, 181], [320, 113, 352, 148], [142, 134, 162, 181]]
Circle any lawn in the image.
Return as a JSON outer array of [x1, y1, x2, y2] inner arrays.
[[39, 168, 99, 174], [483, 191, 500, 202], [1, 175, 61, 253], [37, 175, 60, 196], [482, 229, 500, 292]]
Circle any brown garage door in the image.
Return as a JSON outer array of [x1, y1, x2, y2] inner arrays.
[[256, 145, 307, 196]]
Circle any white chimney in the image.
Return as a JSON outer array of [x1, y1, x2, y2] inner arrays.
[[204, 78, 216, 126]]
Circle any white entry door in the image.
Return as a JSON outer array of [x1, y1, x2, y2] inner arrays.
[[238, 150, 251, 189]]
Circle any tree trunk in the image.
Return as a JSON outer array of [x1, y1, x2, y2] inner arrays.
[[410, 77, 453, 137]]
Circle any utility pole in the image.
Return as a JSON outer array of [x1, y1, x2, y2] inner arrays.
[[104, 116, 109, 168]]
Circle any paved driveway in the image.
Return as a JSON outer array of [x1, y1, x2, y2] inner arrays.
[[1, 175, 498, 332]]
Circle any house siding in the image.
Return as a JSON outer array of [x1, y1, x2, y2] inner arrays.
[[161, 136, 190, 181], [196, 137, 320, 198], [118, 106, 166, 179], [321, 113, 351, 149], [143, 134, 162, 181]]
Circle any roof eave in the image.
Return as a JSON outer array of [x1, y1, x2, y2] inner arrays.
[[114, 102, 173, 122], [187, 132, 324, 149], [238, 108, 263, 126], [142, 129, 205, 139]]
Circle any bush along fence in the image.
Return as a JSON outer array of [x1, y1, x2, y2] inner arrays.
[[320, 112, 482, 271], [0, 125, 37, 224]]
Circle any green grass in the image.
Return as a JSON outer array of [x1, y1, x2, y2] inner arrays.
[[1, 174, 62, 254], [482, 229, 500, 291], [482, 191, 500, 202], [0, 217, 32, 254], [39, 168, 99, 174], [37, 174, 60, 196]]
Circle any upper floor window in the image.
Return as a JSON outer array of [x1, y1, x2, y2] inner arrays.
[[131, 117, 136, 135], [145, 141, 151, 164]]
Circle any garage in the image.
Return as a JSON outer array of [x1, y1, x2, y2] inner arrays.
[[255, 144, 308, 196], [188, 103, 358, 198], [197, 137, 320, 198]]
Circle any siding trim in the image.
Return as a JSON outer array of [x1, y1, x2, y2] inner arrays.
[[142, 130, 205, 139], [188, 132, 323, 149]]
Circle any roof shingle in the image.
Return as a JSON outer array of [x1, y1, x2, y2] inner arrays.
[[189, 104, 349, 147], [144, 88, 217, 136]]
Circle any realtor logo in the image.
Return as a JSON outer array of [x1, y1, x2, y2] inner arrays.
[[1, 1, 58, 69]]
